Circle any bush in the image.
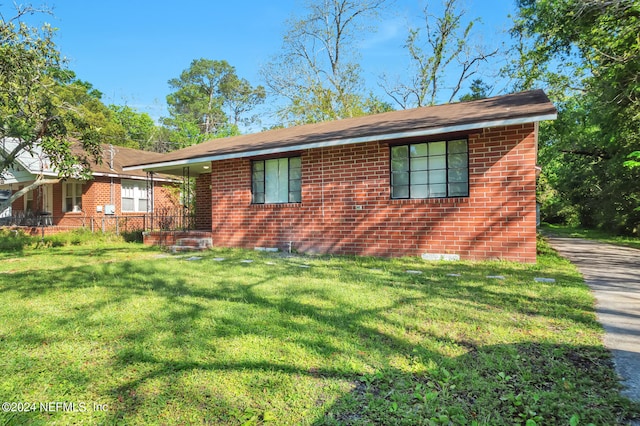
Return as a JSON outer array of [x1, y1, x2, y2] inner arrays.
[[1, 229, 143, 251], [42, 229, 127, 247], [0, 229, 33, 251], [121, 230, 143, 243]]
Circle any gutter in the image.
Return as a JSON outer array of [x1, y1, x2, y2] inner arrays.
[[124, 113, 557, 172]]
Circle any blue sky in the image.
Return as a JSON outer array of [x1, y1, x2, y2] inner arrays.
[[25, 0, 516, 125]]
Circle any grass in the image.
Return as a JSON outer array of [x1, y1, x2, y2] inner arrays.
[[0, 232, 638, 425], [540, 223, 640, 250]]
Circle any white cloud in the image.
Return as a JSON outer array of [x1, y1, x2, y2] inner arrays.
[[358, 17, 406, 50]]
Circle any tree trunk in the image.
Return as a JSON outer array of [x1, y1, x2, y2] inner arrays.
[[0, 177, 60, 213]]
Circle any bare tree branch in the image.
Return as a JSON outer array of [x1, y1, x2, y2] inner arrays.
[[381, 0, 500, 109], [262, 0, 388, 124]]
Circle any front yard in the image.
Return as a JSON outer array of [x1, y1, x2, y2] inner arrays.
[[0, 232, 638, 424]]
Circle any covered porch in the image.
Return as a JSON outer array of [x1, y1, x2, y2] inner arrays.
[[0, 173, 194, 236], [0, 180, 55, 227], [135, 162, 213, 249]]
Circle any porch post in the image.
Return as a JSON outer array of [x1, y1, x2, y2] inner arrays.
[[182, 166, 190, 231], [147, 171, 155, 231]]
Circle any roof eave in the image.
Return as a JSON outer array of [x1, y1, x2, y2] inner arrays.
[[124, 113, 557, 172], [91, 172, 179, 182]]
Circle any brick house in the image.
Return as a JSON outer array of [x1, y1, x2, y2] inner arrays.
[[0, 141, 180, 231], [125, 90, 556, 262]]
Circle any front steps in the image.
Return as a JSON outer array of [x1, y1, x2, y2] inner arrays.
[[169, 237, 213, 253], [143, 231, 213, 252]]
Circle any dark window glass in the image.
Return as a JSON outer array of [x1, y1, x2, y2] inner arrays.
[[390, 139, 468, 199]]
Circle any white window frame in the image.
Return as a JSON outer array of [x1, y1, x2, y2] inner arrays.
[[24, 190, 34, 212], [62, 181, 83, 213], [121, 179, 149, 213]]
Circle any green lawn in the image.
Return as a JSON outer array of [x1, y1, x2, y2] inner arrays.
[[540, 223, 640, 250], [0, 231, 638, 425]]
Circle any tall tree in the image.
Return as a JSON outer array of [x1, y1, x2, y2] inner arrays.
[[52, 71, 130, 147], [509, 0, 640, 234], [51, 71, 161, 151], [382, 0, 499, 109], [0, 4, 102, 212], [261, 0, 389, 125], [107, 104, 156, 150], [220, 73, 266, 128], [509, 0, 639, 107], [164, 58, 265, 149], [459, 78, 491, 101]]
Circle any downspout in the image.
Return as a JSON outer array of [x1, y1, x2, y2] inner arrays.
[[147, 171, 155, 231], [110, 178, 114, 206]]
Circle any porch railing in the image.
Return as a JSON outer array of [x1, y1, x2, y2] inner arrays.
[[0, 208, 195, 234]]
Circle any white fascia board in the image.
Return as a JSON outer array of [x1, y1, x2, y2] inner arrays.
[[91, 172, 178, 183], [124, 113, 557, 172], [124, 158, 216, 172], [0, 170, 57, 181]]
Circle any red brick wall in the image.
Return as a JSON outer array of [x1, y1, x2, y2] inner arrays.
[[79, 177, 179, 217], [195, 174, 212, 230], [10, 186, 25, 213], [179, 123, 538, 261], [51, 180, 78, 228]]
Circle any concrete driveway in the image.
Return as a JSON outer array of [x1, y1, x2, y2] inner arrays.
[[546, 236, 640, 402]]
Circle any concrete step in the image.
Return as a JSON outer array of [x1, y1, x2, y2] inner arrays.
[[176, 238, 213, 248], [169, 237, 212, 253], [169, 245, 203, 253]]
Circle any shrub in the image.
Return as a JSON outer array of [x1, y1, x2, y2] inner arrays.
[[0, 228, 33, 251], [121, 230, 143, 243], [42, 229, 126, 247]]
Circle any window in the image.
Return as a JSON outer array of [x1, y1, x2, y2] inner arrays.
[[25, 190, 34, 212], [252, 157, 301, 204], [391, 139, 468, 199], [62, 182, 83, 212], [121, 180, 148, 212]]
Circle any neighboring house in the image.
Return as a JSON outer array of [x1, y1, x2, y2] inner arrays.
[[0, 140, 180, 230], [125, 90, 557, 262], [0, 189, 10, 220]]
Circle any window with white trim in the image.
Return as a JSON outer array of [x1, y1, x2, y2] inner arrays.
[[391, 139, 469, 199], [121, 180, 148, 212], [252, 157, 301, 204], [62, 182, 83, 212], [25, 190, 34, 212]]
